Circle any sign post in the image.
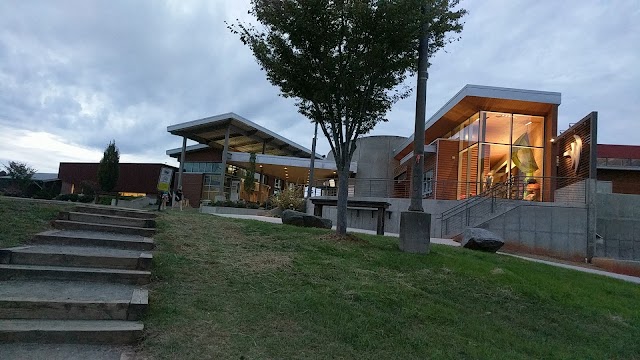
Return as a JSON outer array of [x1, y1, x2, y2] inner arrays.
[[157, 167, 174, 192]]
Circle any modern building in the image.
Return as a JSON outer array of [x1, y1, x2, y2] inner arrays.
[[392, 85, 561, 202], [166, 113, 356, 206], [166, 85, 640, 262]]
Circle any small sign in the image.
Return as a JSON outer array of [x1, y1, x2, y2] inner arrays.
[[157, 167, 173, 192]]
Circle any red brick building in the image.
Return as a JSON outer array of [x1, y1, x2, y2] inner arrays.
[[58, 163, 178, 196], [597, 144, 640, 195]]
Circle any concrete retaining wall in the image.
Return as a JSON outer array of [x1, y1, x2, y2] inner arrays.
[[478, 202, 589, 260], [596, 193, 640, 260], [307, 197, 458, 236]]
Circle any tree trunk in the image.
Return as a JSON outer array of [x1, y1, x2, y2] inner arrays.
[[335, 163, 350, 236]]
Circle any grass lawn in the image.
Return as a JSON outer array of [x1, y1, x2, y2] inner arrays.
[[0, 196, 71, 248], [143, 210, 640, 359]]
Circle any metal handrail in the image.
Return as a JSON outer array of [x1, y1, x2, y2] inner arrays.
[[439, 176, 588, 237]]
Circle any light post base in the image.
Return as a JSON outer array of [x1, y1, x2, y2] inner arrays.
[[399, 211, 431, 254]]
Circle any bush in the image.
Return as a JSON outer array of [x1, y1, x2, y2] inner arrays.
[[79, 180, 98, 196], [271, 187, 305, 212], [3, 185, 23, 198], [78, 195, 94, 203], [33, 189, 56, 200], [97, 196, 113, 205]]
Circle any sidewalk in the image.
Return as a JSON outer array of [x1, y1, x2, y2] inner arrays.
[[213, 213, 640, 285]]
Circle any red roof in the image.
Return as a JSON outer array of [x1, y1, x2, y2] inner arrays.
[[598, 144, 640, 159]]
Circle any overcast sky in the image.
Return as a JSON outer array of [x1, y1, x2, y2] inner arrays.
[[1, 0, 639, 173]]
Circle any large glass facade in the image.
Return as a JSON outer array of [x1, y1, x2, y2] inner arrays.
[[448, 111, 545, 200]]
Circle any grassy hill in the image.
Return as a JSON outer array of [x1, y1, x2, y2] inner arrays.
[[143, 209, 640, 359], [0, 197, 71, 248]]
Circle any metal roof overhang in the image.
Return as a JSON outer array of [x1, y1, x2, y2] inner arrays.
[[228, 152, 357, 184], [166, 146, 357, 184], [167, 112, 323, 159], [393, 85, 562, 160]]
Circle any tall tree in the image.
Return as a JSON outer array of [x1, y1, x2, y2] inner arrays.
[[4, 161, 36, 194], [231, 0, 466, 235], [97, 141, 120, 192]]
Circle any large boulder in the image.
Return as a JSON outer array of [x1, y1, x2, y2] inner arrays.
[[462, 228, 504, 253], [281, 209, 332, 229]]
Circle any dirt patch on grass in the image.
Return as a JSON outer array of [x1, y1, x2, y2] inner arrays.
[[229, 251, 293, 273], [319, 233, 368, 243]]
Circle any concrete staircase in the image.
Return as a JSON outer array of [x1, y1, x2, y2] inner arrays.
[[0, 205, 155, 350]]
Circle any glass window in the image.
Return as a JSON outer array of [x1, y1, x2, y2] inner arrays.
[[483, 112, 512, 145], [511, 146, 543, 178], [468, 114, 480, 145], [478, 143, 511, 194], [597, 158, 607, 166], [422, 170, 433, 196], [512, 114, 544, 148], [631, 159, 640, 167]]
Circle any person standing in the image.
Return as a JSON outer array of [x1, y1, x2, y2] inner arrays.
[[175, 187, 184, 211], [161, 191, 169, 210]]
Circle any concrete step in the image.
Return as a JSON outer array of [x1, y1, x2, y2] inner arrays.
[[0, 245, 152, 271], [0, 280, 148, 320], [30, 230, 155, 251], [59, 211, 156, 229], [0, 319, 144, 344], [52, 220, 156, 237], [0, 343, 136, 360], [0, 264, 151, 285], [74, 205, 156, 219]]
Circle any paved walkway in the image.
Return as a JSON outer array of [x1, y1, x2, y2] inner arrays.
[[213, 213, 640, 285]]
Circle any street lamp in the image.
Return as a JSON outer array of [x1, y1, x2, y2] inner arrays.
[[399, 7, 431, 254]]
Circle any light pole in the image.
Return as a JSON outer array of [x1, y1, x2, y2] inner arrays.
[[399, 8, 431, 254], [409, 18, 429, 212]]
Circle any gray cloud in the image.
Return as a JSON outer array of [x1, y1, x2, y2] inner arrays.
[[0, 0, 638, 173]]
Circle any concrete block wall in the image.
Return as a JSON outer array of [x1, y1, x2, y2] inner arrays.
[[596, 193, 640, 260], [554, 180, 587, 203], [478, 202, 589, 260]]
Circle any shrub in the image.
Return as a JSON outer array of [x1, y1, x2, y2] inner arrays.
[[78, 195, 94, 203], [271, 187, 305, 212], [33, 189, 56, 200], [79, 180, 98, 196]]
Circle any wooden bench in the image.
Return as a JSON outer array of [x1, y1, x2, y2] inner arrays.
[[310, 199, 391, 235]]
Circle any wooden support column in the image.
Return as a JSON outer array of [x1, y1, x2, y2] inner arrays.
[[376, 206, 385, 236], [219, 125, 231, 199], [259, 141, 266, 202], [177, 136, 187, 190]]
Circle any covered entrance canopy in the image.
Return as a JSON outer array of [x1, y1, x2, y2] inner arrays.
[[167, 113, 357, 201], [168, 112, 322, 159]]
